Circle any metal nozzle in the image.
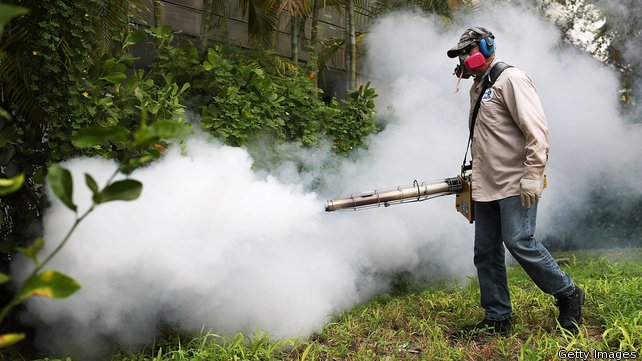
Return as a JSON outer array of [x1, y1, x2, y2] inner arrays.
[[325, 177, 463, 212]]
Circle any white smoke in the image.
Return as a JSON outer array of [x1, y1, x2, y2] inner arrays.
[[16, 134, 472, 358], [12, 3, 642, 359], [360, 6, 642, 243]]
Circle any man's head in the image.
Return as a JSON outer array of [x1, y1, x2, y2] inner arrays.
[[448, 27, 496, 78]]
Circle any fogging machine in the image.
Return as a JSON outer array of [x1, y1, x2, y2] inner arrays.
[[324, 173, 475, 223]]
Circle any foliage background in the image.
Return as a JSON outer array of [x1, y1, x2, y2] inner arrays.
[[0, 0, 379, 263]]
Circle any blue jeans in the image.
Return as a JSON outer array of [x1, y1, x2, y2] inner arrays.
[[474, 196, 575, 321]]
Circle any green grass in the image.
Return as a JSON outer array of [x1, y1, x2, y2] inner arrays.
[[35, 248, 642, 360]]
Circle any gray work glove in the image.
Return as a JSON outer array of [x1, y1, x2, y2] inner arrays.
[[520, 177, 544, 208]]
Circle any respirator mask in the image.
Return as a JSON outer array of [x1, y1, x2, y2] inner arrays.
[[454, 45, 486, 79], [453, 46, 486, 93]]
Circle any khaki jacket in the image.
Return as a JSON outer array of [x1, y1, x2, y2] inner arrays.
[[468, 65, 549, 202]]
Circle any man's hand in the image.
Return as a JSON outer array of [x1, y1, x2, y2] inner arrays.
[[520, 178, 543, 208]]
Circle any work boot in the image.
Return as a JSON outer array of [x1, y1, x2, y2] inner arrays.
[[556, 286, 585, 331], [460, 317, 513, 336]]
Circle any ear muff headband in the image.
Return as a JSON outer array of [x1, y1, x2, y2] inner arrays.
[[470, 27, 495, 57]]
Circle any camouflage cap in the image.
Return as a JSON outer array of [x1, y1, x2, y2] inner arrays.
[[447, 27, 494, 58]]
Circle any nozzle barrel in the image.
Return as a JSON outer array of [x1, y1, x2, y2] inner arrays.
[[325, 177, 462, 212]]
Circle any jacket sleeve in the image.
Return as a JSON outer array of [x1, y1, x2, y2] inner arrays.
[[502, 70, 549, 179]]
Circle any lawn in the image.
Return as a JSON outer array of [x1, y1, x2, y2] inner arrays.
[[35, 248, 642, 360]]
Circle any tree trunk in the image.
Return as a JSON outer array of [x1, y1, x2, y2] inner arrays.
[[310, 0, 319, 47], [153, 0, 163, 27], [345, 0, 356, 92], [291, 16, 298, 64], [309, 0, 320, 89], [199, 0, 214, 51]]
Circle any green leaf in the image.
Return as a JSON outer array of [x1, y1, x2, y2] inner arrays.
[[0, 272, 9, 285], [148, 102, 161, 115], [179, 83, 190, 95], [0, 5, 28, 34], [134, 121, 192, 147], [97, 97, 113, 107], [93, 179, 142, 204], [0, 173, 25, 196], [18, 270, 80, 302], [72, 125, 130, 147], [15, 238, 44, 265], [32, 166, 47, 184], [0, 333, 25, 348], [85, 174, 99, 195], [124, 76, 140, 95], [103, 59, 116, 70], [0, 130, 16, 151], [200, 116, 217, 129], [122, 30, 145, 48], [117, 53, 140, 65], [101, 72, 127, 84], [47, 165, 76, 211], [112, 63, 127, 74], [0, 108, 10, 120], [159, 25, 173, 37]]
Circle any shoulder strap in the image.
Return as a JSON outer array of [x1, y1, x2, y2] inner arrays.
[[461, 62, 513, 173]]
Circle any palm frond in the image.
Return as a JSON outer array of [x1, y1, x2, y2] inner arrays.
[[293, 14, 308, 45], [272, 0, 312, 17], [0, 25, 46, 134], [211, 0, 231, 29], [318, 36, 346, 71], [126, 0, 149, 25], [317, 0, 347, 9], [411, 0, 452, 17], [243, 0, 280, 47], [93, 0, 133, 55], [357, 0, 403, 18], [265, 49, 300, 75], [353, 0, 372, 13], [357, 0, 470, 19]]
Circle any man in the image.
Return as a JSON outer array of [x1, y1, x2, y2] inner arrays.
[[446, 27, 584, 334]]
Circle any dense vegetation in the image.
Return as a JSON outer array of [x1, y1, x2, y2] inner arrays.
[[0, 4, 379, 258], [148, 26, 378, 154]]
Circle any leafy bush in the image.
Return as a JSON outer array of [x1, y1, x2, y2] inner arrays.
[[79, 29, 193, 172], [325, 82, 378, 155], [199, 47, 288, 146], [149, 32, 380, 155], [1, 13, 192, 349], [0, 0, 131, 260]]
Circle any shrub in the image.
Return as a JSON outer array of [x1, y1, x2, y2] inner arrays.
[[149, 32, 380, 155]]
